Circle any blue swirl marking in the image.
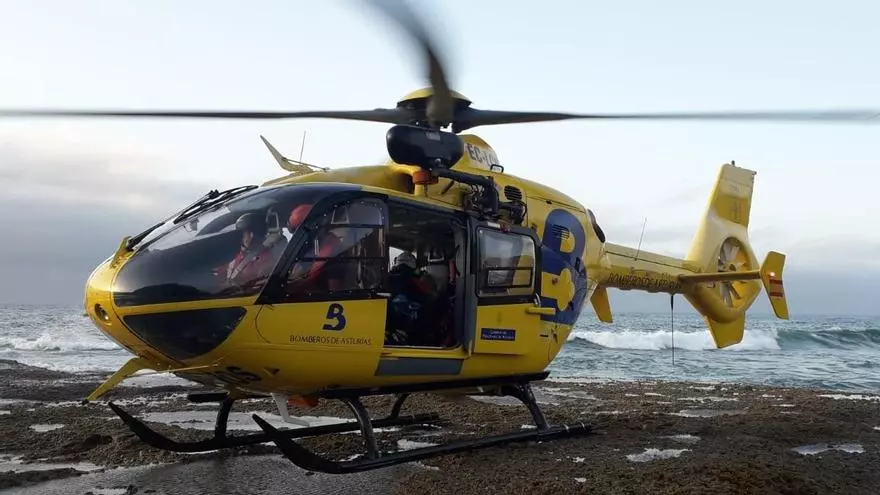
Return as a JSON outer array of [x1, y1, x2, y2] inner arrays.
[[539, 209, 589, 326]]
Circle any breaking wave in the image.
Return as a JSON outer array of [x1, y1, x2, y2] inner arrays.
[[0, 333, 120, 353], [568, 326, 880, 352]]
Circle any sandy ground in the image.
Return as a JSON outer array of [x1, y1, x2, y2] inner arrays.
[[1, 358, 878, 494]]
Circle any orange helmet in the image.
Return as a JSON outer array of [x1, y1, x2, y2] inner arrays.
[[288, 204, 314, 230]]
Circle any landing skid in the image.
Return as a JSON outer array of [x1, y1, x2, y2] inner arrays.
[[107, 372, 591, 473], [107, 393, 440, 453], [251, 372, 592, 474]]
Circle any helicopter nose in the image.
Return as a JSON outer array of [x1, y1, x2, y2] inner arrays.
[[83, 259, 145, 357]]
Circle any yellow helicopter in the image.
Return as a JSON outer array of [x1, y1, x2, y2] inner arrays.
[[3, 0, 879, 475]]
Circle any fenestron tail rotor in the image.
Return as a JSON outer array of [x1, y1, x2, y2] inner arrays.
[[1, 0, 879, 132], [715, 238, 752, 309]]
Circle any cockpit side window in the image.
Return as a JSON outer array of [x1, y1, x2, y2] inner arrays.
[[112, 184, 340, 307], [282, 198, 388, 299], [477, 228, 536, 298]]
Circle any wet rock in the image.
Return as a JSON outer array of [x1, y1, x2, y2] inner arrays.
[[0, 362, 878, 494]]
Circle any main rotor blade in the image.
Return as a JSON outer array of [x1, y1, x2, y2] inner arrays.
[[454, 108, 880, 132], [0, 107, 413, 124], [366, 0, 455, 126]]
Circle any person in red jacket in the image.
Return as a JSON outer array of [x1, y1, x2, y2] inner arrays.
[[285, 203, 346, 294], [221, 212, 276, 292]]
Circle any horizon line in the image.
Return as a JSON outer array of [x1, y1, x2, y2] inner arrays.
[[1, 301, 876, 319]]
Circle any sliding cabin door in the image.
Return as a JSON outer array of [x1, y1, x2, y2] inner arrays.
[[465, 221, 552, 357]]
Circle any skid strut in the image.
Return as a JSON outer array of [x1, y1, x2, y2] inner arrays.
[[107, 393, 439, 453], [251, 373, 592, 474]]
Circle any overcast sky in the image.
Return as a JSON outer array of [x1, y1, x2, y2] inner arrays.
[[1, 0, 879, 316]]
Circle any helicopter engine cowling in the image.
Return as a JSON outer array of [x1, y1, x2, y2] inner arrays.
[[386, 124, 464, 170]]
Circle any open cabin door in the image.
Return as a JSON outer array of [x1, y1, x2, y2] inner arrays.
[[465, 220, 554, 356]]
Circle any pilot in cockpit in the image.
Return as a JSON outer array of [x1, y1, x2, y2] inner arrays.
[[222, 212, 276, 288]]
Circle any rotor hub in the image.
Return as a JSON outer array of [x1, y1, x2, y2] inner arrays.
[[396, 87, 472, 109]]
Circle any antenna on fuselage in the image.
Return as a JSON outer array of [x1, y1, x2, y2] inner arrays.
[[635, 217, 648, 261]]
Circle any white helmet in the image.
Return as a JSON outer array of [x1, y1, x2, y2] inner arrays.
[[393, 251, 417, 270]]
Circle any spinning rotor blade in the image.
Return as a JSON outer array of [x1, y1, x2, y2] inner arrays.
[[452, 108, 880, 132], [1, 0, 879, 132], [365, 0, 455, 126], [0, 107, 414, 124]]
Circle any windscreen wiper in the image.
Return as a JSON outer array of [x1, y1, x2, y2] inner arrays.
[[172, 185, 258, 225], [124, 185, 257, 251]]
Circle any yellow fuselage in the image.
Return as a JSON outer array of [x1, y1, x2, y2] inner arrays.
[[83, 136, 786, 402], [83, 139, 596, 398]]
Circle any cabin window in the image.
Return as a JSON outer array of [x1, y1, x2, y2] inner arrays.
[[111, 183, 339, 307], [476, 228, 536, 298], [284, 198, 387, 296]]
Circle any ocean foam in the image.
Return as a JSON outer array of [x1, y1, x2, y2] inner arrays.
[[467, 395, 520, 406], [135, 411, 402, 435], [140, 411, 350, 432], [412, 461, 441, 471], [670, 409, 744, 418], [469, 394, 558, 406], [29, 424, 64, 432], [677, 397, 738, 403], [545, 377, 614, 385], [397, 439, 438, 451], [568, 328, 780, 351], [792, 443, 865, 455], [0, 332, 120, 353], [540, 388, 599, 400], [626, 448, 689, 462], [0, 456, 103, 473], [817, 394, 880, 401]]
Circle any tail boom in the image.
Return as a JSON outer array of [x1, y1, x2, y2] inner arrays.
[[598, 243, 691, 295]]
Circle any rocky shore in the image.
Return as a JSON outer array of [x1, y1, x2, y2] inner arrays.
[[1, 359, 877, 494]]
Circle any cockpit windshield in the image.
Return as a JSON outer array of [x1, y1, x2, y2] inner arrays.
[[112, 183, 354, 307]]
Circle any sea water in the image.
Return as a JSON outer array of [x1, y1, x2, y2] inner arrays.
[[1, 304, 878, 393]]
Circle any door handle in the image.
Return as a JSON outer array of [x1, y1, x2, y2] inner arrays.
[[526, 306, 556, 316]]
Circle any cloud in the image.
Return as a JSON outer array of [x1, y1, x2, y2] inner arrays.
[[1, 137, 878, 315], [0, 138, 210, 213], [0, 139, 211, 304]]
